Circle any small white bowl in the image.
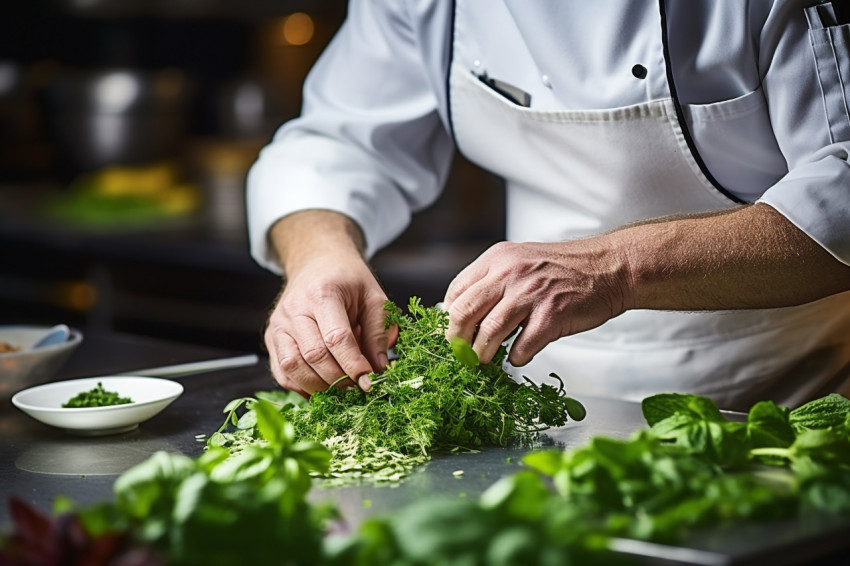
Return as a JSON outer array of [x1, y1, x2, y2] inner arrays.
[[0, 325, 83, 399], [11, 376, 184, 435]]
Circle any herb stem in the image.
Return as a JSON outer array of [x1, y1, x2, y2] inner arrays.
[[750, 447, 791, 460]]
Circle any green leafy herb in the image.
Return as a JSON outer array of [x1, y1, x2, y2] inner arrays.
[[62, 382, 133, 408], [5, 390, 850, 566], [450, 336, 480, 368], [76, 400, 333, 566], [209, 297, 585, 484], [641, 392, 724, 427], [325, 471, 629, 566], [789, 393, 850, 434], [517, 391, 850, 545], [746, 400, 795, 449]]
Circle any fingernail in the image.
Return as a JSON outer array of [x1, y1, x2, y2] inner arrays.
[[357, 374, 372, 392], [378, 352, 389, 369]]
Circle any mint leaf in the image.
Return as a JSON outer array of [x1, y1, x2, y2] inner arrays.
[[649, 413, 747, 467], [790, 429, 850, 466], [642, 393, 724, 427], [746, 400, 794, 449], [789, 393, 850, 433]]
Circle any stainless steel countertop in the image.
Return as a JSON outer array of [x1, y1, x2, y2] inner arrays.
[[2, 330, 848, 565]]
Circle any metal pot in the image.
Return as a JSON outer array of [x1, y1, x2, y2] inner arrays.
[[46, 67, 192, 173]]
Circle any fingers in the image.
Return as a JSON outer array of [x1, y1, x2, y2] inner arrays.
[[507, 312, 555, 367], [264, 327, 324, 396], [358, 302, 392, 373], [448, 279, 531, 364], [265, 291, 374, 395], [444, 257, 489, 310], [471, 302, 528, 364], [443, 241, 567, 367], [310, 301, 376, 391], [386, 322, 400, 350], [445, 278, 503, 345]]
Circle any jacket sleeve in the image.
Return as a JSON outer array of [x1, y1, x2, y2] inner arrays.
[[756, 0, 850, 266], [246, 0, 454, 273]]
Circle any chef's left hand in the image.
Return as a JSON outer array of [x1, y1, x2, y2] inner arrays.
[[444, 240, 632, 366]]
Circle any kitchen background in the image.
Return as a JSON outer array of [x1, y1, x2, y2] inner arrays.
[[0, 0, 505, 353]]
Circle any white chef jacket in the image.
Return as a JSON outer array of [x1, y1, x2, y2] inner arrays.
[[247, 0, 850, 273]]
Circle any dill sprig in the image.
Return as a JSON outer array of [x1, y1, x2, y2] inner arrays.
[[208, 297, 585, 484]]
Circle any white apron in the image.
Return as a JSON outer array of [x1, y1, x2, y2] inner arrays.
[[448, 2, 850, 410]]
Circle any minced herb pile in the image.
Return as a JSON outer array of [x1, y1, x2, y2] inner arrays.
[[207, 297, 586, 483], [62, 382, 133, 408]]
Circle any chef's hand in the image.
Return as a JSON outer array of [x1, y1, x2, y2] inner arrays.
[[444, 240, 631, 366], [264, 211, 396, 397]]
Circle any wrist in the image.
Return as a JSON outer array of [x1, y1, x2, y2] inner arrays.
[[591, 233, 638, 314], [606, 220, 679, 311], [270, 210, 367, 277]]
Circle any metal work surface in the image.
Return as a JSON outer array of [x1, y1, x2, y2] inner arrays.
[[1, 330, 848, 565]]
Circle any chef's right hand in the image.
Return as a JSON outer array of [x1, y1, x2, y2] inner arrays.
[[265, 254, 394, 397]]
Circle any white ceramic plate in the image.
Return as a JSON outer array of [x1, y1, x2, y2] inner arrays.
[[11, 376, 184, 435]]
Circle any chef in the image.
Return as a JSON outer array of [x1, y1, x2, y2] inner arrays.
[[247, 0, 850, 411]]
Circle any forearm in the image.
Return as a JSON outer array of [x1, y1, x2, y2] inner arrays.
[[269, 210, 368, 278], [614, 203, 850, 311]]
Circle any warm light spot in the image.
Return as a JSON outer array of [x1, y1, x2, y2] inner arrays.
[[66, 282, 97, 311], [282, 12, 314, 46]]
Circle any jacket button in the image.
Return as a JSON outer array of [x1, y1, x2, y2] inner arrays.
[[542, 74, 552, 88], [632, 64, 647, 79]]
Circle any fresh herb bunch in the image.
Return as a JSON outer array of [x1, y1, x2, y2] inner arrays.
[[0, 400, 334, 566], [209, 297, 586, 483], [519, 392, 850, 544], [62, 382, 133, 408], [4, 392, 850, 565]]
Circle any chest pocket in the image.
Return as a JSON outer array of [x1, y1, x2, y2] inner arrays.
[[682, 86, 787, 202], [806, 2, 850, 143]]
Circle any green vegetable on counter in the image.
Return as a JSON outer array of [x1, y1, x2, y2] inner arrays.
[[62, 382, 133, 408], [3, 388, 850, 565], [208, 297, 586, 484]]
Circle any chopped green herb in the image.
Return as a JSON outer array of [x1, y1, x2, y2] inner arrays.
[[62, 382, 133, 408], [208, 297, 585, 484], [453, 470, 464, 478]]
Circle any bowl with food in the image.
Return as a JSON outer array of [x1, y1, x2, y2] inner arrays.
[[0, 325, 83, 399], [11, 376, 183, 435]]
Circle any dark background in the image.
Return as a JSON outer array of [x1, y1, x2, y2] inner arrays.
[[0, 0, 505, 353]]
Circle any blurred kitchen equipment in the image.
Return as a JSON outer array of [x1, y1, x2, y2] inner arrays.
[[26, 324, 71, 351], [0, 325, 83, 400], [217, 75, 287, 141], [46, 67, 192, 174], [114, 353, 258, 377], [0, 60, 54, 179], [190, 138, 260, 235]]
